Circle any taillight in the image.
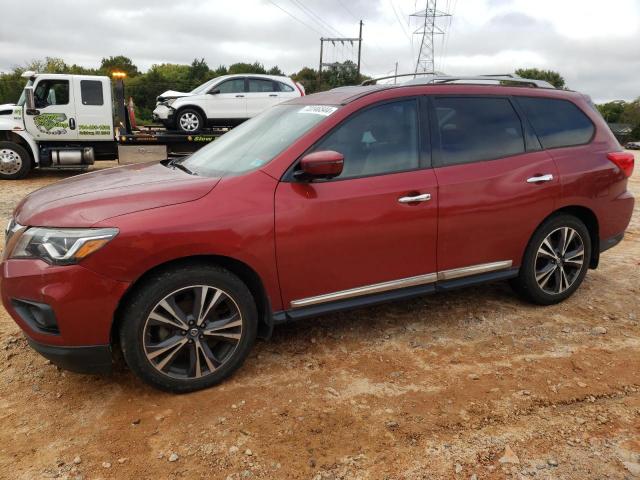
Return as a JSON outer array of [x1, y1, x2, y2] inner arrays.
[[294, 82, 305, 96], [607, 152, 634, 177]]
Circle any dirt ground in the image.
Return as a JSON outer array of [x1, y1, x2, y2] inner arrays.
[[0, 155, 638, 480]]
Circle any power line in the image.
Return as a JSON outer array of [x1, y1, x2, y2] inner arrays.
[[266, 0, 324, 36], [439, 0, 457, 73], [337, 0, 358, 21], [289, 0, 345, 38], [389, 0, 412, 41]]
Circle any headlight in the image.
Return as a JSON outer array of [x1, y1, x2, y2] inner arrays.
[[3, 218, 26, 261], [158, 99, 176, 107], [10, 227, 118, 265]]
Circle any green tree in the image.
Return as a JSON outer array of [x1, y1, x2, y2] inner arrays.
[[188, 58, 210, 85], [228, 62, 266, 74], [620, 98, 640, 140], [100, 55, 140, 78], [267, 66, 284, 76], [211, 65, 228, 77], [597, 100, 627, 123], [515, 68, 566, 89]]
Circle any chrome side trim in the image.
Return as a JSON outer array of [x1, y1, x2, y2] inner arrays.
[[436, 260, 513, 281], [290, 273, 438, 308], [289, 260, 514, 309]]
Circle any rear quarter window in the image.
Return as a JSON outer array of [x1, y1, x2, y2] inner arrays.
[[80, 80, 104, 106], [516, 97, 594, 149]]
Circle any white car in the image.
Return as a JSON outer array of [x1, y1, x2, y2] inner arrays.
[[153, 74, 305, 133]]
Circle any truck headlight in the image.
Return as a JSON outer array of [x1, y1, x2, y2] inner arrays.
[[10, 227, 118, 265]]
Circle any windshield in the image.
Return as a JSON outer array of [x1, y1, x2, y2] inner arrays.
[[190, 78, 218, 95], [16, 79, 33, 106], [180, 104, 339, 177]]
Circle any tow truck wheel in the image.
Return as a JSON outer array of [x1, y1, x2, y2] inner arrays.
[[0, 142, 31, 180], [176, 108, 203, 134]]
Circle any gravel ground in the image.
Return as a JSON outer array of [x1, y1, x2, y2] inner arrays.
[[0, 155, 638, 480]]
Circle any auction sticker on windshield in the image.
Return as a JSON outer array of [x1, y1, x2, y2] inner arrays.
[[298, 105, 338, 116]]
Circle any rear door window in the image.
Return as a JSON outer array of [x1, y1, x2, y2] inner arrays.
[[248, 79, 276, 92], [516, 97, 594, 149], [80, 80, 104, 106], [433, 97, 525, 166]]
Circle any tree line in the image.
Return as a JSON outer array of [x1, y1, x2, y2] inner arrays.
[[0, 56, 364, 122], [0, 59, 638, 139]]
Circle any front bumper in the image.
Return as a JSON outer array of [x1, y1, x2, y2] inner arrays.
[[1, 258, 130, 350], [27, 337, 112, 373], [152, 104, 175, 122]]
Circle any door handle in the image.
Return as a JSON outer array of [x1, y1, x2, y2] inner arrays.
[[526, 174, 553, 183], [235, 94, 245, 98], [269, 94, 278, 97], [398, 193, 431, 204], [69, 118, 76, 130]]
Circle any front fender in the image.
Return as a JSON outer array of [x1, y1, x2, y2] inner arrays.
[[0, 117, 39, 164]]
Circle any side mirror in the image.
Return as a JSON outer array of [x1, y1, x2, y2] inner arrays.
[[296, 150, 344, 180], [208, 88, 220, 95], [24, 86, 36, 112]]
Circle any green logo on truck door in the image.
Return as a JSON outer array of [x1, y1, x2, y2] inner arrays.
[[33, 113, 69, 134]]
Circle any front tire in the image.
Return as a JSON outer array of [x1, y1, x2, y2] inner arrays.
[[175, 108, 204, 133], [512, 214, 591, 305], [119, 265, 257, 393], [0, 141, 31, 180]]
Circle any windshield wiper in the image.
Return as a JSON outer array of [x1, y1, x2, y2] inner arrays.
[[167, 158, 197, 175]]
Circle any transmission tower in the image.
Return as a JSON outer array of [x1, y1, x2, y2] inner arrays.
[[411, 1, 451, 75]]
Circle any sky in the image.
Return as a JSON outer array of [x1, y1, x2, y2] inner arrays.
[[1, 0, 639, 102]]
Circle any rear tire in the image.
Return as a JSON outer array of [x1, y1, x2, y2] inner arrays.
[[175, 108, 204, 133], [0, 141, 31, 180], [512, 214, 591, 305], [119, 265, 257, 393]]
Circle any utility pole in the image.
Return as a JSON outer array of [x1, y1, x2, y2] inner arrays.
[[357, 20, 363, 77], [318, 20, 363, 76], [411, 1, 450, 75]]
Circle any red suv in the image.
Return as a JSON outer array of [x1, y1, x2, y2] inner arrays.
[[1, 77, 634, 392]]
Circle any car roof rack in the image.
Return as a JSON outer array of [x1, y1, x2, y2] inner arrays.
[[361, 73, 555, 89]]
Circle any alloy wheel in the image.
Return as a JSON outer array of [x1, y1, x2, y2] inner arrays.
[[143, 285, 243, 379], [0, 148, 22, 175], [179, 112, 200, 132], [534, 227, 585, 295]]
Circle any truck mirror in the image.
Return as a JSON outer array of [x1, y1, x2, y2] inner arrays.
[[24, 86, 36, 111]]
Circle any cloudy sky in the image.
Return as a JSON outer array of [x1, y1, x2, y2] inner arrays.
[[1, 0, 639, 102]]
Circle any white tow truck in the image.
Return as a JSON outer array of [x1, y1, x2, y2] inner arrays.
[[0, 71, 224, 180]]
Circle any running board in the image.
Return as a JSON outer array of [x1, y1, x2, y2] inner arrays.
[[290, 260, 513, 309], [274, 266, 518, 323]]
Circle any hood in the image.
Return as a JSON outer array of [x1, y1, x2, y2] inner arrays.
[[0, 103, 17, 115], [15, 162, 220, 227], [157, 90, 192, 101]]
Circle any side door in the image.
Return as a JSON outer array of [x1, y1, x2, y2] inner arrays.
[[246, 78, 279, 117], [24, 76, 78, 140], [72, 77, 114, 140], [429, 95, 560, 277], [205, 77, 247, 120], [275, 98, 439, 311]]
